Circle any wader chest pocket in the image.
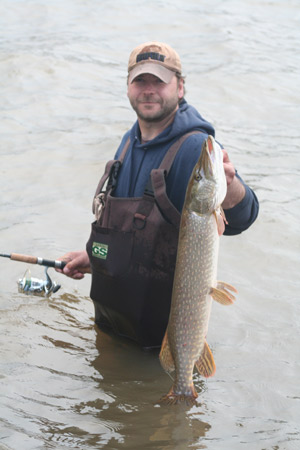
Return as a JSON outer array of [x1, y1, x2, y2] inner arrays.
[[88, 222, 134, 277]]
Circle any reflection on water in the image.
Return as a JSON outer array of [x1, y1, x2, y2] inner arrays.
[[0, 290, 212, 449], [1, 0, 300, 448]]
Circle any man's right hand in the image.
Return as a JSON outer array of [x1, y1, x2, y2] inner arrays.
[[56, 250, 91, 279]]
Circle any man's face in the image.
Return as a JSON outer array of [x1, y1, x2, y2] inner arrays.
[[127, 73, 184, 123]]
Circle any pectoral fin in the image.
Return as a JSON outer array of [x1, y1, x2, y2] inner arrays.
[[214, 207, 228, 236], [159, 330, 175, 373], [210, 281, 237, 305], [214, 210, 225, 236], [195, 341, 216, 378]]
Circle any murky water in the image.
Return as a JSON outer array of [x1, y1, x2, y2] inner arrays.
[[1, 0, 300, 448]]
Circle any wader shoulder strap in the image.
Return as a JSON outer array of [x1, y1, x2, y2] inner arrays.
[[134, 131, 202, 228], [92, 137, 130, 215], [93, 137, 131, 198], [150, 131, 203, 226], [158, 131, 203, 171]]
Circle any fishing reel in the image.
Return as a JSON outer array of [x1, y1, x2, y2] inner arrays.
[[18, 267, 61, 297]]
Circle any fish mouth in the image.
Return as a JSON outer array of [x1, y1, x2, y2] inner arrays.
[[197, 136, 214, 179]]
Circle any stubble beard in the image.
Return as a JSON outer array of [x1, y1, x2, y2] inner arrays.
[[130, 96, 179, 123]]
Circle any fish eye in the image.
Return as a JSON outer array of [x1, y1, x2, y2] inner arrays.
[[194, 170, 201, 181]]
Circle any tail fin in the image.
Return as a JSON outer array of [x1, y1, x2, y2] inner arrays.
[[159, 385, 198, 406]]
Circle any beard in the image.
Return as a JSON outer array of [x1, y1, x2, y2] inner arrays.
[[129, 94, 179, 123]]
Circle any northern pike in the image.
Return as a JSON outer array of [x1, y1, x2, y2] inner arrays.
[[159, 135, 237, 404]]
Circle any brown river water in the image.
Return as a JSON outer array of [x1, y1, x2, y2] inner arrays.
[[0, 0, 299, 449]]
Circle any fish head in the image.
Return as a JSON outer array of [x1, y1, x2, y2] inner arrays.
[[186, 136, 227, 215]]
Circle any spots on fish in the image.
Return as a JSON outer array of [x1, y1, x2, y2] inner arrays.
[[160, 136, 230, 403]]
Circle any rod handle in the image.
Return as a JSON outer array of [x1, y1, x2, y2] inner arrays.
[[10, 253, 38, 264]]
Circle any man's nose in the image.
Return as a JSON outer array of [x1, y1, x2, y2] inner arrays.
[[142, 82, 156, 93]]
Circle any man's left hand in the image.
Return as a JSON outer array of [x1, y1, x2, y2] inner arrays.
[[222, 149, 246, 210]]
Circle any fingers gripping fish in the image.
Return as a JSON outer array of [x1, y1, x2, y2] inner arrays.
[[159, 135, 237, 405]]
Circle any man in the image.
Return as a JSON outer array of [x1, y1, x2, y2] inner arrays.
[[58, 42, 259, 348]]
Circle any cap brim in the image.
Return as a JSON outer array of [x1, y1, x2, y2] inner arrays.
[[128, 62, 175, 84]]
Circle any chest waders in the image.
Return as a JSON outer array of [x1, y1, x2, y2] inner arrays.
[[86, 132, 200, 348]]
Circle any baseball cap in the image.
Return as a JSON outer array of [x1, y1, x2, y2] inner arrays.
[[128, 41, 182, 84]]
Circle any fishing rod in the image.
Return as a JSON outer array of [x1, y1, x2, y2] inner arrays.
[[0, 252, 67, 270], [0, 252, 73, 297]]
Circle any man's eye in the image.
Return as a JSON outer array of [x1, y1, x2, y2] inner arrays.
[[153, 78, 164, 84]]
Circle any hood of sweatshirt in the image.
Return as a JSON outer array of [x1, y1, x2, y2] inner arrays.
[[113, 100, 215, 198]]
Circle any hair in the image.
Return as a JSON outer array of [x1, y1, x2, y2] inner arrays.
[[175, 72, 186, 103]]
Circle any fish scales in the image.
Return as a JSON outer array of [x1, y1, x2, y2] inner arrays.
[[159, 135, 237, 405]]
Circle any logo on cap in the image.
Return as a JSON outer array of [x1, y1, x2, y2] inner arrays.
[[136, 52, 166, 64]]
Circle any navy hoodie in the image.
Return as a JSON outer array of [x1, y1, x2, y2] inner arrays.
[[113, 100, 258, 235]]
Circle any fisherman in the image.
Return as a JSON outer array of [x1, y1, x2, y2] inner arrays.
[[57, 42, 259, 349]]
